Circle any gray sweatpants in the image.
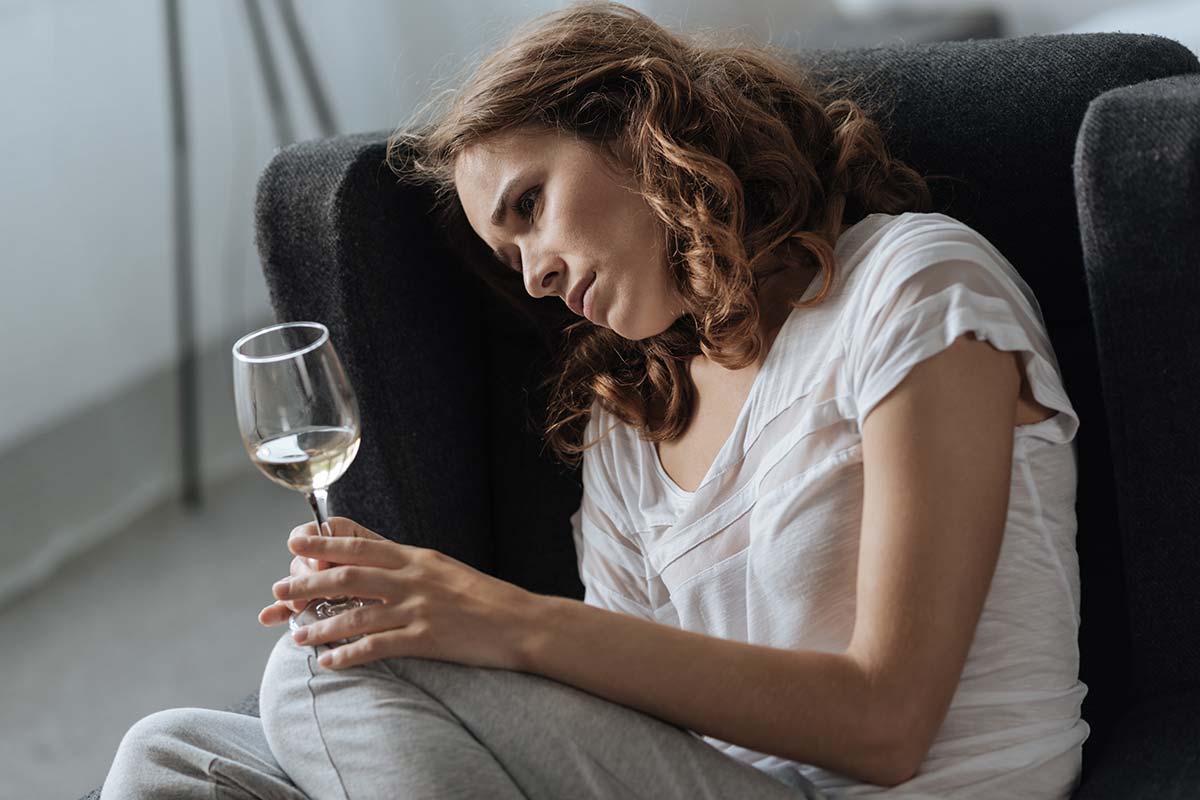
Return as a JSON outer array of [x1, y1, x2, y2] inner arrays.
[[100, 631, 826, 799]]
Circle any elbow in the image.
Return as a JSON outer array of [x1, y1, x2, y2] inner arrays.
[[854, 734, 920, 788], [870, 748, 922, 789], [857, 730, 925, 788], [858, 698, 934, 788], [841, 651, 940, 787]]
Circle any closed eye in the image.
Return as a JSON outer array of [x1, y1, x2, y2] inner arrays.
[[491, 185, 541, 274]]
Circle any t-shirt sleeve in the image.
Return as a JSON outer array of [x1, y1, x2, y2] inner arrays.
[[569, 406, 655, 620], [845, 214, 1080, 444]]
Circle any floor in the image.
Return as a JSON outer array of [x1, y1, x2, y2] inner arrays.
[[0, 463, 300, 799]]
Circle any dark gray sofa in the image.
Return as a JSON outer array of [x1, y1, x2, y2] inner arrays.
[[85, 32, 1200, 799]]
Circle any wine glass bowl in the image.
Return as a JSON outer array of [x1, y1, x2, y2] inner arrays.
[[232, 321, 372, 636]]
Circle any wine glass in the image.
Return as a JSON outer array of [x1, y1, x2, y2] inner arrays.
[[232, 321, 376, 636]]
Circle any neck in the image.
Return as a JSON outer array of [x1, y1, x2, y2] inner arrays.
[[752, 261, 819, 350], [755, 222, 848, 342], [692, 222, 846, 373]]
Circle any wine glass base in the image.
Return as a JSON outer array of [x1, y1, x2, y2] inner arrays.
[[288, 597, 380, 645]]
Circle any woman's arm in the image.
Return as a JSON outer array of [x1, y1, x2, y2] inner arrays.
[[519, 332, 1020, 788], [525, 596, 905, 785]]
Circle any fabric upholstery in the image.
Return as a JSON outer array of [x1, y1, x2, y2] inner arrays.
[[1073, 689, 1200, 799], [1073, 72, 1200, 703], [253, 133, 587, 602]]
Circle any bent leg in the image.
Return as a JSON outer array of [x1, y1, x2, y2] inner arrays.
[[259, 632, 526, 799], [377, 651, 824, 800], [259, 632, 823, 800], [99, 706, 305, 800]]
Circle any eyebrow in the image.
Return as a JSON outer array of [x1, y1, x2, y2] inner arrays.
[[489, 176, 520, 227]]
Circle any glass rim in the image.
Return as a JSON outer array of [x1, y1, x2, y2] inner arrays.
[[232, 321, 330, 364]]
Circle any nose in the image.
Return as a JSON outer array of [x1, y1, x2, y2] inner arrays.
[[521, 245, 566, 300]]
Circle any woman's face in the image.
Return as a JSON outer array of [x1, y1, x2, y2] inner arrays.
[[454, 126, 685, 340]]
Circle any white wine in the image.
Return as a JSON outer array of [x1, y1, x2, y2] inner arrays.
[[251, 425, 361, 492]]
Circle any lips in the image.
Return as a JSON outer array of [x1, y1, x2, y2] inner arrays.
[[582, 275, 597, 321], [568, 271, 596, 317]]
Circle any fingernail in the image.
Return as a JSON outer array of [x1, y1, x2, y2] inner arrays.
[[292, 626, 308, 643], [273, 577, 291, 596]]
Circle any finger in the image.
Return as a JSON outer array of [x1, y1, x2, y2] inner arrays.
[[288, 534, 416, 570], [291, 601, 399, 648], [292, 554, 330, 580], [258, 601, 292, 627], [289, 525, 329, 571], [273, 567, 316, 614], [325, 516, 388, 541], [287, 559, 322, 611], [291, 516, 389, 571], [293, 517, 384, 541], [262, 598, 316, 622], [318, 629, 412, 670], [274, 565, 399, 603]]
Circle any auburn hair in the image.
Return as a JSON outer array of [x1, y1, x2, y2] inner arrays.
[[388, 0, 933, 470]]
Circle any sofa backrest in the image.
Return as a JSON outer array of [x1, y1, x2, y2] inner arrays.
[[254, 132, 589, 599]]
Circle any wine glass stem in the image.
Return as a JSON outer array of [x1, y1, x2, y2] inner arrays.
[[306, 487, 331, 539], [301, 486, 373, 632], [301, 487, 341, 619]]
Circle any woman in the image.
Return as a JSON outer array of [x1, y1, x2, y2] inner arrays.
[[100, 2, 1088, 798]]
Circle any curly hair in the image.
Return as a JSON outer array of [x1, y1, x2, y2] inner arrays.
[[388, 0, 933, 470]]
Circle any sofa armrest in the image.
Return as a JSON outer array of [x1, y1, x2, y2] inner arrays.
[[1073, 72, 1200, 701]]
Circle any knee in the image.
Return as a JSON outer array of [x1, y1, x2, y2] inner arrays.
[[101, 708, 209, 798], [117, 707, 205, 759], [258, 632, 313, 741]]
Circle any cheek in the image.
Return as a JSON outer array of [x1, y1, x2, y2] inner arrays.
[[608, 200, 665, 270]]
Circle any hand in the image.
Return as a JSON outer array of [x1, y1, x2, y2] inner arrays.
[[268, 516, 547, 672], [258, 522, 339, 627]]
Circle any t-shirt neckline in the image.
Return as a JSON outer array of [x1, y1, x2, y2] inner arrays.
[[648, 262, 827, 498], [645, 214, 888, 498]]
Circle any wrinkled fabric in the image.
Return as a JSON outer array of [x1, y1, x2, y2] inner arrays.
[[100, 632, 826, 799], [571, 212, 1089, 799]]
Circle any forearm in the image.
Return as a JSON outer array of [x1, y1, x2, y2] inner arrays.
[[518, 594, 914, 787]]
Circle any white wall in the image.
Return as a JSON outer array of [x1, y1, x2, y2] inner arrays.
[[832, 0, 1149, 37], [0, 0, 455, 454], [0, 0, 842, 456]]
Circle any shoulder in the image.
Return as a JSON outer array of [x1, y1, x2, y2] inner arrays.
[[581, 401, 632, 487], [840, 213, 1075, 438], [583, 399, 624, 450], [578, 399, 649, 534], [864, 211, 996, 271], [843, 212, 1025, 326]]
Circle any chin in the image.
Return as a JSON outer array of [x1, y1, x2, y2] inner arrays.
[[619, 316, 678, 342]]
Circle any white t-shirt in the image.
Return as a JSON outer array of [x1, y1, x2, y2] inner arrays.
[[570, 212, 1089, 798]]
